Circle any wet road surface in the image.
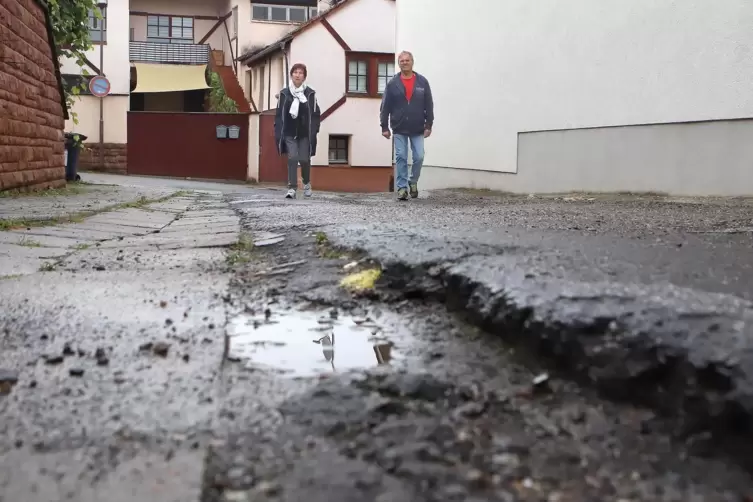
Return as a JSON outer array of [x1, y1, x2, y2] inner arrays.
[[216, 187, 753, 500], [3, 177, 753, 500]]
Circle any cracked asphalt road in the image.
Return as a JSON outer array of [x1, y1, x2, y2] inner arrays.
[[3, 174, 753, 501], [221, 186, 753, 501]]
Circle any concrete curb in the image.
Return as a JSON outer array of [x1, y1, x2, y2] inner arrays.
[[324, 225, 753, 462]]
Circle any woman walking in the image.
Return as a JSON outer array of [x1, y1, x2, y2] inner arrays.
[[274, 63, 321, 199]]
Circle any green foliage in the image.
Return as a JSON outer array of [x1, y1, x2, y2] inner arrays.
[[208, 72, 239, 113], [47, 0, 98, 123]]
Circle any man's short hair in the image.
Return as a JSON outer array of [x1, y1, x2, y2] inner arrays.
[[398, 51, 414, 60]]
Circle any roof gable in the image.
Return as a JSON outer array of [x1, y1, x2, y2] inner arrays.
[[240, 0, 360, 66]]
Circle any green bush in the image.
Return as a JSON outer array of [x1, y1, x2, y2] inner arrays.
[[209, 72, 238, 113]]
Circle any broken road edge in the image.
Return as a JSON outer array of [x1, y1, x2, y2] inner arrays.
[[320, 232, 753, 471]]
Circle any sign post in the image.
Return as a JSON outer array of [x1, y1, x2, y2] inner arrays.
[[89, 74, 110, 171], [95, 0, 108, 170]]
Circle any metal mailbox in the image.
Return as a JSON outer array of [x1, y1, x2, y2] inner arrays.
[[228, 125, 240, 139], [216, 125, 228, 139]]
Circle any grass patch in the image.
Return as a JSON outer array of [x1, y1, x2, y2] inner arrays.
[[0, 184, 90, 199], [0, 274, 23, 280], [315, 231, 328, 245], [313, 231, 346, 259], [72, 243, 91, 250], [17, 237, 42, 247], [226, 233, 256, 265], [0, 191, 191, 232], [38, 261, 57, 272]]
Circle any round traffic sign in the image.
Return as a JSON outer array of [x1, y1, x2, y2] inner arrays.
[[89, 75, 111, 97]]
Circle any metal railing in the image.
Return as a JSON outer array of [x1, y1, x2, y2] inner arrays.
[[129, 41, 210, 65]]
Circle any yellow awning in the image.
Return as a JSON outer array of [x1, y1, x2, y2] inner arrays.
[[132, 63, 210, 93]]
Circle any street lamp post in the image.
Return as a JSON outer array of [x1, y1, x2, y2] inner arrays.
[[97, 0, 107, 170]]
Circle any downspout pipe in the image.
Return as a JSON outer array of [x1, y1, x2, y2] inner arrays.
[[282, 41, 290, 88]]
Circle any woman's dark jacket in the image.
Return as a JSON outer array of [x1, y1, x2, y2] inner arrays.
[[274, 87, 322, 156]]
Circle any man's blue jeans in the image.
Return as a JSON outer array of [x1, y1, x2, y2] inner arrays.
[[394, 134, 424, 190]]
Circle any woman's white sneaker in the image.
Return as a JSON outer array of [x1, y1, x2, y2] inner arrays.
[[285, 189, 296, 199], [303, 184, 313, 197]]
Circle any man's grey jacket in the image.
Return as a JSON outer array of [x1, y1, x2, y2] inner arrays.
[[379, 72, 434, 136]]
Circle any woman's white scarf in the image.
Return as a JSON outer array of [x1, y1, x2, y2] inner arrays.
[[288, 83, 308, 119]]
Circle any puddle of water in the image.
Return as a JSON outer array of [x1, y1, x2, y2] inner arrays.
[[227, 310, 401, 377]]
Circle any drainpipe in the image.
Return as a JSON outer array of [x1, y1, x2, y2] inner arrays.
[[282, 41, 289, 88], [266, 56, 271, 107]]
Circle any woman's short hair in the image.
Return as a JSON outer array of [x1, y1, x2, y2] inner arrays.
[[290, 63, 307, 78]]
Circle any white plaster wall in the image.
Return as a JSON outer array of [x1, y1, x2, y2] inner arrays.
[[247, 21, 296, 48], [288, 18, 349, 116], [247, 114, 260, 181], [279, 0, 394, 166], [64, 96, 128, 143], [59, 0, 130, 94], [328, 0, 395, 52], [249, 54, 286, 111], [288, 23, 343, 162], [321, 97, 392, 166], [396, 0, 753, 183]]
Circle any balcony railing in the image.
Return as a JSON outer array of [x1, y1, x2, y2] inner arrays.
[[129, 41, 210, 65]]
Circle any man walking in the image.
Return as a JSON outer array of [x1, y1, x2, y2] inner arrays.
[[380, 51, 434, 200]]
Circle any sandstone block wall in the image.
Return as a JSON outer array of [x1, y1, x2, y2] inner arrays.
[[79, 143, 127, 174], [0, 0, 66, 191]]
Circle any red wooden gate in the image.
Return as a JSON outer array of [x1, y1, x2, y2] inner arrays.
[[258, 110, 287, 183], [127, 112, 249, 181]]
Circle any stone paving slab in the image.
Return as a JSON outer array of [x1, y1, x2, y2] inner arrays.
[[47, 224, 135, 239], [84, 219, 167, 230], [87, 215, 174, 229], [96, 233, 238, 249], [0, 231, 90, 248], [0, 256, 44, 275], [170, 217, 239, 228], [59, 247, 224, 272], [94, 207, 177, 220], [179, 210, 236, 219], [0, 185, 177, 221], [90, 209, 176, 221], [146, 203, 190, 213], [0, 242, 70, 275], [0, 243, 69, 259], [59, 222, 149, 236], [161, 224, 240, 235], [18, 227, 122, 241]]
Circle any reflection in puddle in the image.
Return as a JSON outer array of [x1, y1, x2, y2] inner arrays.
[[227, 310, 400, 377]]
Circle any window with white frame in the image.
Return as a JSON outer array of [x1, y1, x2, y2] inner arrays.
[[347, 60, 368, 94], [308, 6, 318, 19], [88, 8, 106, 43], [147, 16, 194, 44], [251, 4, 309, 23], [377, 62, 394, 94]]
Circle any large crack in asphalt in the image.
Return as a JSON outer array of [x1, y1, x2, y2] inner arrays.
[[202, 203, 753, 501], [321, 224, 753, 472]]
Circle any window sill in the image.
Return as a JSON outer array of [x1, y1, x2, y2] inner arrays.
[[251, 19, 304, 26], [319, 163, 350, 168], [345, 92, 381, 99]]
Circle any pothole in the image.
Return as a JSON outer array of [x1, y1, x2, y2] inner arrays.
[[226, 308, 406, 377]]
